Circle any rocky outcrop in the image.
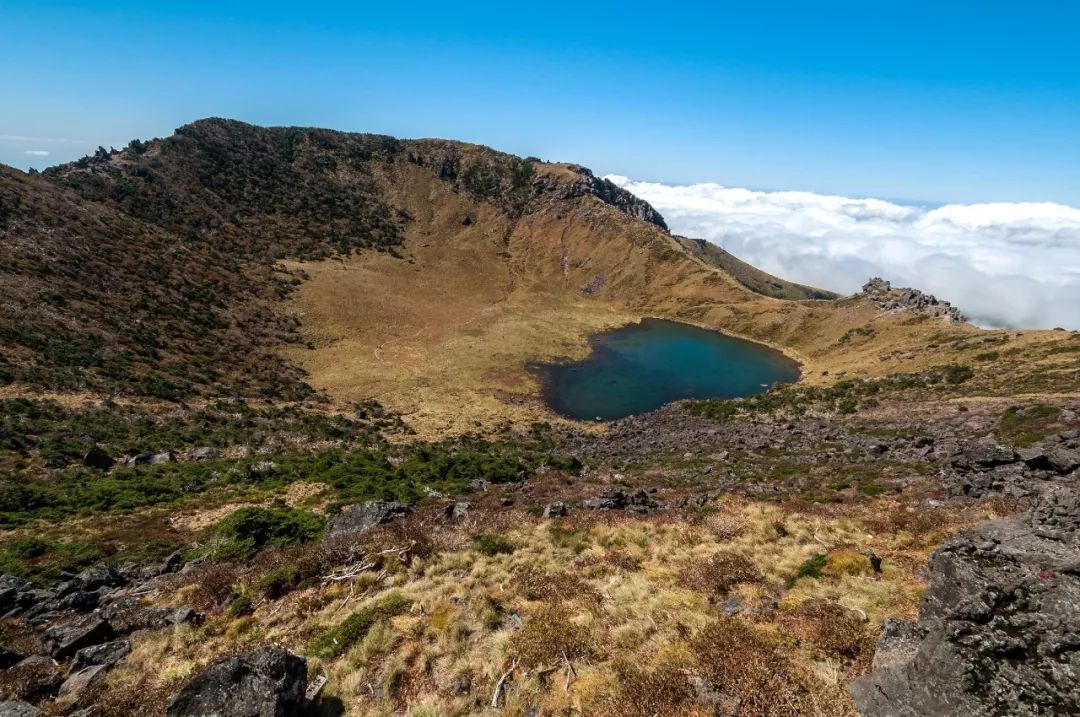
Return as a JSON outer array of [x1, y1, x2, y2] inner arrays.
[[582, 488, 661, 513], [542, 166, 668, 230], [948, 431, 1079, 498], [165, 646, 307, 717], [326, 501, 412, 537], [851, 486, 1080, 716], [860, 277, 966, 323]]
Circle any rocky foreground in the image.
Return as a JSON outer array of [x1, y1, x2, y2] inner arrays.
[[852, 485, 1080, 716]]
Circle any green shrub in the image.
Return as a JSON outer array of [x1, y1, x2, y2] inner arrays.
[[256, 558, 324, 600], [997, 404, 1062, 446], [787, 553, 828, 587], [0, 538, 104, 582], [204, 507, 325, 560], [226, 593, 254, 618], [307, 593, 411, 658], [473, 533, 515, 556]]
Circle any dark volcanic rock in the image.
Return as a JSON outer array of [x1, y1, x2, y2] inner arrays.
[[0, 644, 24, 669], [81, 447, 115, 471], [326, 501, 412, 537], [951, 436, 1017, 471], [70, 639, 130, 673], [43, 617, 113, 661], [582, 488, 660, 513], [4, 657, 61, 702], [542, 502, 570, 518], [100, 597, 200, 633], [165, 646, 307, 717], [442, 502, 470, 523], [851, 486, 1080, 716]]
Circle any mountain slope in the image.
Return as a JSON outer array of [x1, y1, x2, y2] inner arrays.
[[675, 236, 839, 301], [3, 119, 1076, 433]]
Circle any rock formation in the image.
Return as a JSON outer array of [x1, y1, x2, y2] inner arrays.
[[860, 277, 966, 323], [851, 485, 1080, 716]]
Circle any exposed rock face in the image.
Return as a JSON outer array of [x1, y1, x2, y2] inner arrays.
[[542, 166, 668, 230], [326, 501, 412, 537], [165, 646, 307, 717], [948, 432, 1080, 499], [851, 486, 1080, 716], [860, 277, 966, 323]]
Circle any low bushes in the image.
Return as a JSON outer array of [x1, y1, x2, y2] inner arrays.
[[307, 592, 411, 658], [677, 551, 762, 596], [686, 364, 976, 420], [473, 533, 515, 556], [202, 506, 325, 561]]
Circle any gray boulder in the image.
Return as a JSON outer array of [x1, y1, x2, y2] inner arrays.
[[58, 664, 107, 700], [952, 436, 1017, 471], [74, 565, 124, 592], [0, 702, 41, 717], [851, 486, 1080, 716], [442, 502, 470, 523], [43, 617, 113, 661], [326, 501, 411, 537], [70, 639, 130, 673], [541, 502, 570, 518], [0, 644, 24, 669], [189, 446, 220, 461], [165, 646, 307, 717]]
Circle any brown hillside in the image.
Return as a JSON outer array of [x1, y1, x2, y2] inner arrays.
[[3, 119, 1076, 433]]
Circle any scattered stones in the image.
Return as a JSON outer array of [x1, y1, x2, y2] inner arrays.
[[326, 501, 412, 537], [165, 646, 307, 717], [582, 488, 660, 513]]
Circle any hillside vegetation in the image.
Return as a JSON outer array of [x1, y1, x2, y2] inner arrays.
[[0, 120, 1077, 716]]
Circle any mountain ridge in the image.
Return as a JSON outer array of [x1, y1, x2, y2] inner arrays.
[[2, 119, 1076, 433]]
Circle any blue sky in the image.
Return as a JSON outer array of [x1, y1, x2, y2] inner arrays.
[[3, 1, 1079, 204]]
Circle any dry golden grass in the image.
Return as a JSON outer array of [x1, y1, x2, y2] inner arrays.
[[275, 158, 1078, 436], [90, 491, 1022, 716]]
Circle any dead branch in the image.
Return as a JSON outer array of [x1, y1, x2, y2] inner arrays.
[[491, 657, 519, 708]]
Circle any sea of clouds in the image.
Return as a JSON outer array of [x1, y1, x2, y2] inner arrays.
[[607, 176, 1080, 330]]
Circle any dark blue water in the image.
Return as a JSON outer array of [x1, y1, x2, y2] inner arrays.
[[535, 318, 800, 421]]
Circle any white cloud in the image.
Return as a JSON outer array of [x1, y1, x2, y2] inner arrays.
[[607, 176, 1080, 330], [23, 150, 49, 157]]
